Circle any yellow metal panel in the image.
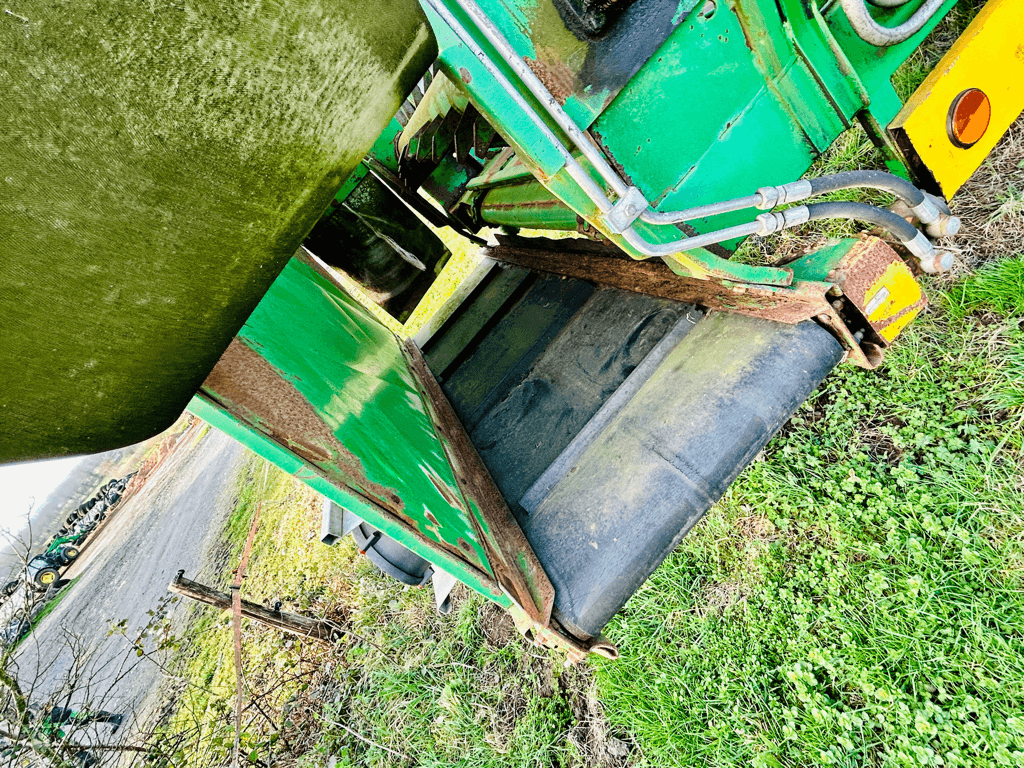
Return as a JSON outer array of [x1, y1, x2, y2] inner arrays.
[[865, 262, 924, 343], [889, 0, 1024, 198]]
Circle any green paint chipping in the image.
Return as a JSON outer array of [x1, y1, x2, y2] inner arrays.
[[1, 0, 436, 462], [206, 256, 494, 575]]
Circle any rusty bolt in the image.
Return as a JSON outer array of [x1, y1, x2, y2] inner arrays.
[[831, 300, 844, 311], [828, 285, 842, 297], [459, 67, 472, 83], [827, 270, 838, 280]]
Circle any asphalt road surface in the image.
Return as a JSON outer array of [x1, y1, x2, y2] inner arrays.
[[13, 427, 247, 730]]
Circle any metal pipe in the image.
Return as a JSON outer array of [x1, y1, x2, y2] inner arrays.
[[455, 0, 630, 198], [638, 170, 950, 231], [421, 0, 775, 260], [428, 0, 951, 270], [638, 180, 814, 225], [622, 207, 812, 257], [839, 0, 946, 46], [639, 194, 762, 224], [421, 0, 576, 177]]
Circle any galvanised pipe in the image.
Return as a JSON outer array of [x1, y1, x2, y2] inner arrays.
[[840, 0, 946, 46], [421, 0, 785, 262], [455, 0, 630, 198], [428, 0, 948, 270]]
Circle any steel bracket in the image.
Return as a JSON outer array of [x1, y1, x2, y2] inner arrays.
[[604, 186, 648, 234]]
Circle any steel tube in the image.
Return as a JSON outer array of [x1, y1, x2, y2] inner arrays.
[[455, 0, 630, 197], [839, 0, 946, 46], [639, 194, 762, 224], [621, 220, 764, 257], [420, 0, 578, 175]]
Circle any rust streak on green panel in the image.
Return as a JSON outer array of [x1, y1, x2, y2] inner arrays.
[[401, 339, 555, 626], [188, 393, 507, 602], [199, 253, 495, 576]]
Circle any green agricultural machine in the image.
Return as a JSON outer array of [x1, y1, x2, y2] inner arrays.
[[2, 0, 1021, 658]]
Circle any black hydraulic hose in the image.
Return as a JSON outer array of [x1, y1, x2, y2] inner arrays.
[[805, 201, 922, 244], [807, 170, 925, 207]]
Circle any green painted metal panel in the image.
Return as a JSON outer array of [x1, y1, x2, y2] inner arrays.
[[198, 255, 498, 581], [188, 393, 509, 603], [469, 0, 701, 128], [421, 0, 960, 277], [591, 0, 835, 219]]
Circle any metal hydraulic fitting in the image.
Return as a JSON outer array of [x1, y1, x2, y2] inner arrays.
[[755, 180, 812, 210]]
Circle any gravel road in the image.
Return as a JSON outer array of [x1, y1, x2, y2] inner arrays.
[[13, 427, 247, 729]]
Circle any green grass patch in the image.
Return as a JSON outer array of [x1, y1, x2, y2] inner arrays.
[[947, 254, 1024, 320], [593, 301, 1024, 768], [162, 456, 363, 765]]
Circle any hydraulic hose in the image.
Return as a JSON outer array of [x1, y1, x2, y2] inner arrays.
[[805, 200, 957, 271], [807, 170, 925, 207], [839, 0, 946, 46], [805, 200, 924, 246]]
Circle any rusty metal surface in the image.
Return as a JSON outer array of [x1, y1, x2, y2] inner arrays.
[[487, 236, 832, 324], [203, 340, 407, 518], [507, 603, 618, 664], [833, 237, 927, 347], [488, 235, 914, 369], [402, 339, 556, 626]]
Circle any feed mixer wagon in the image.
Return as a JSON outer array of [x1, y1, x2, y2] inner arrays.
[[2, 0, 1020, 658]]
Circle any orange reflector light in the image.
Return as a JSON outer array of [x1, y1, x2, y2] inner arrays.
[[947, 88, 991, 148]]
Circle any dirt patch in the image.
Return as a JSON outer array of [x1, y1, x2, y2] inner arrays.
[[561, 665, 635, 768], [479, 599, 517, 648], [696, 579, 748, 618], [942, 117, 1024, 275], [863, 428, 904, 465], [737, 514, 778, 541]]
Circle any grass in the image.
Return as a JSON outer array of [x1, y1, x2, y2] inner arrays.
[[160, 456, 361, 764]]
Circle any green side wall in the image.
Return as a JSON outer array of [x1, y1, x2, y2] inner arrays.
[[1, 0, 436, 462]]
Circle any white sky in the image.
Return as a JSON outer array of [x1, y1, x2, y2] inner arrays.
[[0, 456, 84, 534]]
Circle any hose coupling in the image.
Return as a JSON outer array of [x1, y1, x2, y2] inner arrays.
[[924, 214, 961, 238], [756, 180, 812, 210], [914, 249, 956, 274], [755, 206, 809, 235], [892, 196, 961, 238]]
